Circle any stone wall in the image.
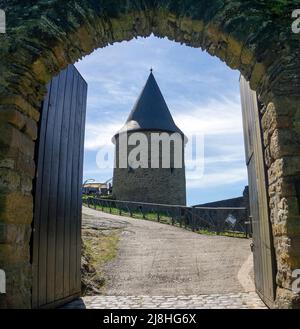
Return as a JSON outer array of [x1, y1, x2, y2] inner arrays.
[[0, 100, 37, 308], [0, 0, 299, 308], [262, 97, 300, 308], [113, 167, 186, 205], [113, 131, 186, 205], [194, 187, 249, 209]]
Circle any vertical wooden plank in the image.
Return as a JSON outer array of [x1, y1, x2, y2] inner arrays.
[[32, 83, 51, 308], [248, 158, 263, 294], [63, 68, 79, 297], [55, 66, 75, 300], [252, 90, 276, 303], [240, 76, 255, 164], [69, 67, 84, 294], [38, 75, 60, 307], [46, 69, 68, 304], [76, 76, 88, 291]]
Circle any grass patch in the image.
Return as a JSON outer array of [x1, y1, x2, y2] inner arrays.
[[81, 227, 120, 296], [196, 229, 247, 238]]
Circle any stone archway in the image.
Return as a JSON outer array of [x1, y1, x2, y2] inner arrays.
[[0, 1, 300, 308]]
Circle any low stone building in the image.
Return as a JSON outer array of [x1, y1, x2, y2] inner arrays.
[[112, 71, 187, 205], [83, 182, 109, 196]]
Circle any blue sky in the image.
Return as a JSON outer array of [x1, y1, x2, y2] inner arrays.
[[75, 35, 248, 206]]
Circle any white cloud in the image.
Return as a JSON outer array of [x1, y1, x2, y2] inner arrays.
[[187, 166, 247, 189], [84, 121, 123, 150], [204, 152, 245, 165], [172, 95, 243, 137]]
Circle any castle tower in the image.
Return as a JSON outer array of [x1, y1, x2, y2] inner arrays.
[[112, 71, 187, 205]]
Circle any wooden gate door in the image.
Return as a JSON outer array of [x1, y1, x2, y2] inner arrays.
[[240, 76, 276, 308], [32, 65, 87, 308]]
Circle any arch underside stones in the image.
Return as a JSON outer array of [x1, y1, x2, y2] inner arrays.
[[0, 0, 300, 308]]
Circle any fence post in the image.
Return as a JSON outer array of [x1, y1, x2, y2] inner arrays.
[[216, 220, 220, 235], [142, 209, 146, 219], [191, 208, 195, 232], [157, 211, 160, 222]]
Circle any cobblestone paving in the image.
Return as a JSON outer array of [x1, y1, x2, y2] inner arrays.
[[64, 292, 267, 309]]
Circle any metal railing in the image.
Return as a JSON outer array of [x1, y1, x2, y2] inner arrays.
[[83, 197, 251, 238]]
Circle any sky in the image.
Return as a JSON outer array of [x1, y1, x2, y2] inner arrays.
[[75, 35, 248, 206]]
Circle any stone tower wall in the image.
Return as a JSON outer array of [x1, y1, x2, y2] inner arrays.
[[113, 131, 186, 205]]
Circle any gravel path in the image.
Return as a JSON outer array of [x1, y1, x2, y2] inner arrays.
[[82, 206, 255, 296]]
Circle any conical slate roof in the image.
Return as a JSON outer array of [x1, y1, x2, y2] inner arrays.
[[114, 72, 184, 138]]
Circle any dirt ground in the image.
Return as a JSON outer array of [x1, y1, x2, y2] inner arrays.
[[82, 206, 255, 296]]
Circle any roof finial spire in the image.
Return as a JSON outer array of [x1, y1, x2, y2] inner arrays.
[[150, 67, 153, 73]]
